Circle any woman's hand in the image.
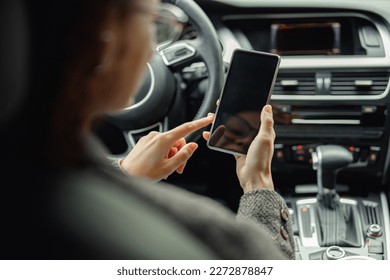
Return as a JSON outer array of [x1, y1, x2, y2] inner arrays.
[[120, 115, 214, 182], [235, 105, 275, 192], [203, 105, 275, 193]]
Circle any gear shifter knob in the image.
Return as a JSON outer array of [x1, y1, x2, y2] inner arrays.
[[312, 146, 361, 246], [312, 145, 353, 191]]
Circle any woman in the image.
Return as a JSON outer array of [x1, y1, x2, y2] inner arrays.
[[1, 0, 294, 259]]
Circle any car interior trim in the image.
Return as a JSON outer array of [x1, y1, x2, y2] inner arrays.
[[126, 117, 169, 149], [380, 192, 390, 256], [159, 41, 196, 66], [125, 63, 155, 110]]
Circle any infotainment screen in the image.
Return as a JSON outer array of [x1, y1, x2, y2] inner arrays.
[[270, 22, 341, 55]]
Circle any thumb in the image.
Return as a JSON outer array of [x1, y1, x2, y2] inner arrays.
[[258, 105, 274, 137]]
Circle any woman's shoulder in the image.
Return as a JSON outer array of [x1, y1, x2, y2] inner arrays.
[[48, 164, 217, 259]]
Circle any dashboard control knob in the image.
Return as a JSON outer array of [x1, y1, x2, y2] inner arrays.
[[367, 224, 382, 238], [323, 246, 346, 260]]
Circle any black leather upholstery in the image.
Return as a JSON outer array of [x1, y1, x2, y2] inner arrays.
[[0, 0, 28, 123]]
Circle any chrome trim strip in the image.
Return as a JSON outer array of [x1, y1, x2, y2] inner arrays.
[[380, 192, 390, 259], [124, 63, 155, 110], [297, 198, 318, 205], [271, 91, 389, 101], [279, 57, 390, 69], [291, 119, 361, 125], [340, 198, 358, 206], [128, 122, 162, 135], [127, 122, 162, 148], [126, 117, 169, 148], [316, 147, 323, 192]]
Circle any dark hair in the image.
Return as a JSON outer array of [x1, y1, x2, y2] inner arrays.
[[9, 0, 134, 165]]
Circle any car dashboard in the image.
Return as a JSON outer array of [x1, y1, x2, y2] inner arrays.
[[190, 0, 390, 260]]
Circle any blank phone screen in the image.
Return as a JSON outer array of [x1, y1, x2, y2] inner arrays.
[[208, 49, 280, 155]]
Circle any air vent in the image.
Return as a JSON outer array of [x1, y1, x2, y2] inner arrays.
[[362, 201, 380, 225], [331, 71, 389, 95], [273, 72, 316, 95]]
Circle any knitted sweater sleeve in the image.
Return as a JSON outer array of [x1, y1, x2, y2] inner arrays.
[[237, 189, 295, 259]]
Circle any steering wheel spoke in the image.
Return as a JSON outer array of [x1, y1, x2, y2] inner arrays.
[[158, 41, 198, 70], [128, 117, 169, 148]]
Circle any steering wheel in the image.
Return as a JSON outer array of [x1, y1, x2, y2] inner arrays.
[[104, 0, 223, 152]]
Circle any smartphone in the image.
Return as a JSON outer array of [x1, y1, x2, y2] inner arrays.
[[207, 49, 280, 156]]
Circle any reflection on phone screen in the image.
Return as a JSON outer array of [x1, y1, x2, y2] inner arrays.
[[209, 112, 259, 154]]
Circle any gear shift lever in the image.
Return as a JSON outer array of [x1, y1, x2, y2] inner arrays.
[[312, 145, 353, 209], [311, 145, 360, 247]]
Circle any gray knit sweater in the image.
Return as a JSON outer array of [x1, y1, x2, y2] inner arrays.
[[238, 189, 295, 259]]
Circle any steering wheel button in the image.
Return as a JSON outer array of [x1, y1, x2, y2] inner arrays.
[[164, 52, 175, 62], [174, 48, 191, 57], [159, 42, 196, 66]]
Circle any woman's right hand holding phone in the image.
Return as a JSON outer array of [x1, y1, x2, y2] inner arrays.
[[234, 104, 275, 193], [204, 105, 275, 193]]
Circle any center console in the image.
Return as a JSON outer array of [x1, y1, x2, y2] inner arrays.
[[208, 5, 390, 260], [284, 145, 389, 260], [290, 193, 389, 260]]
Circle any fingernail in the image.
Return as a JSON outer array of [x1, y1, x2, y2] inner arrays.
[[264, 105, 273, 114], [207, 113, 214, 120], [189, 143, 198, 152]]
